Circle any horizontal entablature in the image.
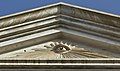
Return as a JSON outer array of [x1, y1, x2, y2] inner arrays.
[[1, 58, 120, 63]]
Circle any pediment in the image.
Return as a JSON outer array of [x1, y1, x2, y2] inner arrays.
[[0, 2, 120, 69]]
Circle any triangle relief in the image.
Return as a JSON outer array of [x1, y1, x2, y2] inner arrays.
[[0, 2, 120, 60]]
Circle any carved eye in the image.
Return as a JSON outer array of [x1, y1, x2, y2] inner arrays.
[[44, 42, 71, 54], [52, 43, 71, 54]]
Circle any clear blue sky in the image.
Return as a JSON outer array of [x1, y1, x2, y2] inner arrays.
[[0, 0, 120, 16]]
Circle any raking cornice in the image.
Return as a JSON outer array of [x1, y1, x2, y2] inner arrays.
[[0, 2, 120, 29], [0, 2, 120, 55], [0, 14, 120, 54]]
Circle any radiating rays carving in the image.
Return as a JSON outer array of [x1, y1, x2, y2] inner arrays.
[[5, 42, 108, 59]]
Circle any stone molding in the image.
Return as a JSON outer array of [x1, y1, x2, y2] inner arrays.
[[0, 2, 120, 29], [0, 15, 120, 54], [0, 3, 120, 69], [0, 58, 120, 69]]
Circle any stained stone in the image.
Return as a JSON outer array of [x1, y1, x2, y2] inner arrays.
[[0, 2, 120, 70]]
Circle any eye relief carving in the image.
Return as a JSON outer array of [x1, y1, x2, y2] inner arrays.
[[44, 42, 72, 54], [44, 42, 109, 58], [4, 42, 109, 59]]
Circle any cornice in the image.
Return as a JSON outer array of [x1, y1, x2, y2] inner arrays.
[[0, 2, 120, 29], [0, 59, 120, 69], [0, 5, 59, 29], [0, 14, 120, 54]]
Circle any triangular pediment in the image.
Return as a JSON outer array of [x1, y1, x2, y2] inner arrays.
[[0, 2, 120, 60]]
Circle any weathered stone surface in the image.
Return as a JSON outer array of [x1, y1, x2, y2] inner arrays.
[[0, 2, 120, 69]]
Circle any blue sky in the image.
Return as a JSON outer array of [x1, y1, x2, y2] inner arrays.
[[0, 0, 120, 16]]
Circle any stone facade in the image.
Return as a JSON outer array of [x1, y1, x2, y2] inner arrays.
[[0, 2, 120, 70]]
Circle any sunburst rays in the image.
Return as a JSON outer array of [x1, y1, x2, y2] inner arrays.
[[44, 42, 108, 58], [5, 42, 109, 59]]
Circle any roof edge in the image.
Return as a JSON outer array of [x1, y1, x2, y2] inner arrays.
[[0, 2, 61, 19], [0, 2, 120, 29], [0, 2, 120, 19]]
